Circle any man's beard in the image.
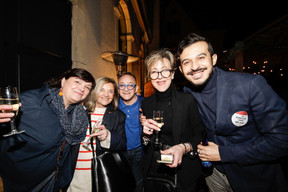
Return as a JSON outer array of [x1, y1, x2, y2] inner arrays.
[[186, 68, 213, 91]]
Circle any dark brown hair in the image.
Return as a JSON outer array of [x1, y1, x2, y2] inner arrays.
[[47, 68, 96, 90]]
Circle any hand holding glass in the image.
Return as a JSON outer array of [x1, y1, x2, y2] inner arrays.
[[0, 86, 25, 137], [82, 118, 103, 151], [153, 110, 164, 145]]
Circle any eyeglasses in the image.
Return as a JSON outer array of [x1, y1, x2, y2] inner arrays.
[[118, 84, 136, 90], [149, 69, 173, 80]]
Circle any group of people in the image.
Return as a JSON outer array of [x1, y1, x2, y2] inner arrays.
[[0, 33, 288, 192]]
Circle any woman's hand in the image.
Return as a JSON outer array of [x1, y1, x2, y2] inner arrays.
[[140, 112, 161, 135], [140, 110, 160, 135], [90, 124, 109, 141], [161, 144, 186, 168], [142, 119, 161, 135]]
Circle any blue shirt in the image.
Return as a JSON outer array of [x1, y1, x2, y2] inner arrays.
[[118, 95, 144, 150]]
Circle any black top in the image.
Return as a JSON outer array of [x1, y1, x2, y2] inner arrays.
[[141, 84, 205, 191], [155, 84, 173, 146]]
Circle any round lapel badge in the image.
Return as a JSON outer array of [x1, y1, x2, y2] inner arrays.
[[231, 111, 248, 127]]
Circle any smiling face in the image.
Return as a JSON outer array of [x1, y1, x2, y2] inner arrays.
[[118, 74, 138, 105], [179, 41, 217, 87], [61, 77, 92, 109], [149, 58, 174, 92], [95, 82, 114, 108]]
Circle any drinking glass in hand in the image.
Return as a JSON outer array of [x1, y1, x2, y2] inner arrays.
[[0, 86, 25, 137], [153, 110, 164, 146], [82, 118, 104, 151]]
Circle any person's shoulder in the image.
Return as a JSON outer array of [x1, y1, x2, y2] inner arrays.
[[175, 90, 197, 104], [20, 88, 39, 97], [173, 86, 194, 97], [20, 86, 48, 103], [115, 108, 126, 118], [137, 95, 145, 102], [217, 67, 261, 83], [141, 94, 154, 104]]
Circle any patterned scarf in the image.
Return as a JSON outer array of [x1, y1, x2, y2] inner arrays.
[[49, 88, 88, 145]]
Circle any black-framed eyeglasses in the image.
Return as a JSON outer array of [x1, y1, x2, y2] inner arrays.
[[118, 84, 136, 90], [149, 69, 173, 80]]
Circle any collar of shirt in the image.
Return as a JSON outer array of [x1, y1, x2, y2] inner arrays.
[[119, 95, 141, 109]]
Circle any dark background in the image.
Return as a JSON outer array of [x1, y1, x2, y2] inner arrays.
[[158, 0, 288, 103], [1, 0, 287, 103], [160, 0, 288, 50], [0, 0, 72, 92]]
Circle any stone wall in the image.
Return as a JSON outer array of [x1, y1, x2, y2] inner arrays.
[[70, 0, 118, 80]]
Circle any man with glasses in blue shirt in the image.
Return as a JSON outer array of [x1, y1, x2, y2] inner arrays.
[[118, 72, 144, 192]]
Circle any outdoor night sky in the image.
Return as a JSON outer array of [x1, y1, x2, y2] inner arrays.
[[176, 1, 288, 49]]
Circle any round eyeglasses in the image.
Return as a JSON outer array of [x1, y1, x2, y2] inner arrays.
[[149, 69, 173, 80], [118, 84, 136, 90]]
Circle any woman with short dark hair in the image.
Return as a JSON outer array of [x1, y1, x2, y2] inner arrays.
[[0, 68, 95, 191]]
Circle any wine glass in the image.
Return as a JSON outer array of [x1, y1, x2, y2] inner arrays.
[[153, 110, 164, 147], [82, 118, 103, 151], [0, 86, 25, 137]]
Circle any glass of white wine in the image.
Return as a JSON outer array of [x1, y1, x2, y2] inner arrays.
[[82, 118, 103, 151], [153, 110, 164, 146], [0, 86, 25, 137]]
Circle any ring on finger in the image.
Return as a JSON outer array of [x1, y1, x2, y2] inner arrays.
[[148, 128, 152, 132]]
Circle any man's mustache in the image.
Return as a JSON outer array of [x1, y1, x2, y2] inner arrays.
[[186, 68, 206, 75]]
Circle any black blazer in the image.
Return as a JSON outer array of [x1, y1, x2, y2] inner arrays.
[[141, 86, 205, 191], [96, 104, 127, 155]]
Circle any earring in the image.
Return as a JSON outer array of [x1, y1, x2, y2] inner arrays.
[[59, 89, 63, 96]]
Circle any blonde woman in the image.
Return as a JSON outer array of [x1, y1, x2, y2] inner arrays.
[[68, 76, 127, 192], [141, 49, 205, 192]]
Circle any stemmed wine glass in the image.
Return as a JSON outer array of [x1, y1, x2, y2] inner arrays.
[[153, 110, 164, 147], [0, 86, 25, 137], [82, 118, 103, 151]]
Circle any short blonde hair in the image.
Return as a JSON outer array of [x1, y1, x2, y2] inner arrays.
[[145, 48, 175, 74], [85, 76, 119, 112]]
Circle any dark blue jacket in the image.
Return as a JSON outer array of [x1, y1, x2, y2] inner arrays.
[[0, 86, 81, 192], [95, 104, 127, 155], [185, 67, 288, 192]]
